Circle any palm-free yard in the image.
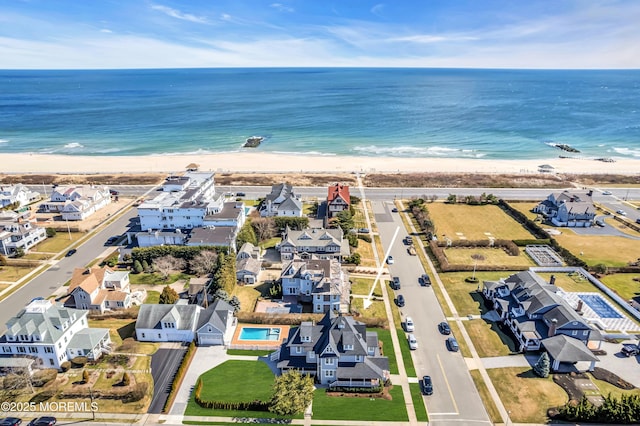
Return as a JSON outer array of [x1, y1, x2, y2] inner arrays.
[[443, 247, 535, 268], [33, 232, 84, 253], [438, 271, 510, 317], [464, 319, 517, 358], [427, 203, 535, 240], [554, 231, 640, 267], [600, 273, 640, 300], [311, 386, 408, 421]]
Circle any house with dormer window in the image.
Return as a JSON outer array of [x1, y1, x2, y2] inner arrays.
[[276, 311, 389, 387], [533, 190, 595, 227], [279, 226, 349, 262], [0, 299, 111, 370], [326, 183, 350, 219], [62, 266, 131, 313], [259, 183, 302, 217], [39, 185, 111, 220]]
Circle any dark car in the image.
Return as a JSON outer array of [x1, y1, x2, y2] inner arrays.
[[421, 375, 433, 395], [404, 236, 413, 245], [438, 321, 451, 335], [390, 276, 401, 290], [65, 249, 77, 257], [236, 192, 246, 197], [420, 274, 431, 286], [391, 207, 399, 212], [0, 418, 23, 426], [105, 236, 119, 245], [446, 336, 459, 352], [27, 418, 56, 426], [396, 295, 405, 307], [109, 189, 119, 196]]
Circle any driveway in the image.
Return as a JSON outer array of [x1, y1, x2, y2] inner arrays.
[[596, 340, 640, 388], [148, 344, 188, 414]]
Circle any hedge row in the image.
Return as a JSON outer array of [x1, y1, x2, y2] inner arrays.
[[131, 245, 227, 264], [328, 385, 382, 394], [162, 341, 196, 413], [58, 382, 148, 403], [513, 239, 552, 246], [235, 311, 388, 328], [429, 240, 529, 273], [194, 379, 270, 411]]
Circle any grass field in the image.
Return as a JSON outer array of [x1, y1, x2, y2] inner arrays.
[[427, 203, 535, 240], [354, 240, 377, 267], [232, 285, 261, 312], [535, 272, 599, 293], [438, 271, 510, 317], [589, 374, 640, 399], [0, 266, 33, 282], [600, 273, 640, 300], [351, 277, 381, 296], [469, 370, 502, 424], [509, 202, 541, 221], [312, 386, 408, 421], [128, 271, 193, 285], [487, 367, 567, 424], [373, 328, 398, 374], [144, 290, 160, 304], [409, 383, 429, 422], [464, 319, 517, 358], [553, 231, 640, 267], [32, 232, 84, 252], [443, 247, 535, 268], [351, 298, 386, 319], [226, 349, 273, 356]]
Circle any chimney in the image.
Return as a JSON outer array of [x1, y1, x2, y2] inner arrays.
[[549, 275, 556, 285], [576, 299, 584, 313], [548, 318, 558, 337]]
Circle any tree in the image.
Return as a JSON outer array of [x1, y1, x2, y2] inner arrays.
[[336, 210, 354, 235], [121, 372, 131, 386], [14, 247, 25, 258], [251, 217, 275, 241], [159, 285, 179, 304], [446, 194, 457, 204], [268, 370, 314, 415], [153, 255, 186, 280], [190, 250, 218, 276], [236, 221, 258, 249], [46, 227, 57, 237], [533, 351, 550, 378], [229, 296, 241, 312], [133, 260, 143, 274], [141, 259, 150, 273], [82, 369, 90, 384]]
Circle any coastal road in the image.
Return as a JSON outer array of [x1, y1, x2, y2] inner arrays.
[[0, 209, 138, 333], [373, 200, 491, 426]]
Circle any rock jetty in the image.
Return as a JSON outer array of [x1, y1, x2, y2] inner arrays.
[[243, 136, 264, 148]]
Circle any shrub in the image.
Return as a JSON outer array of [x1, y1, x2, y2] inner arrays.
[[46, 227, 57, 237], [133, 260, 143, 274], [60, 361, 71, 372], [121, 372, 131, 386], [32, 369, 58, 387], [357, 234, 372, 243], [70, 356, 88, 368], [82, 369, 90, 383]]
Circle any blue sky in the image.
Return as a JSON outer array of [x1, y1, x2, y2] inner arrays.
[[1, 0, 638, 69]]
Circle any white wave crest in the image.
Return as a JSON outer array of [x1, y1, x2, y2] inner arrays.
[[352, 145, 484, 158], [612, 147, 640, 158], [64, 142, 84, 149], [272, 150, 337, 157], [0, 139, 8, 144]]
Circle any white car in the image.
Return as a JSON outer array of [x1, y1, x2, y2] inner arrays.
[[405, 317, 415, 332], [386, 255, 394, 265], [602, 191, 613, 195], [408, 334, 418, 350], [616, 209, 627, 216]]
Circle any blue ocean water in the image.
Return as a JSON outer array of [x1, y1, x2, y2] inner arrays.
[[0, 68, 639, 160]]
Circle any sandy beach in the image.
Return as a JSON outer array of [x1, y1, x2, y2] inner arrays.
[[2, 152, 638, 175]]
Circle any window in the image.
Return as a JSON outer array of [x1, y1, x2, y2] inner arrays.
[[158, 334, 162, 338], [295, 347, 303, 354], [571, 330, 578, 336], [29, 347, 38, 353], [17, 346, 26, 353], [2, 347, 11, 353], [325, 357, 335, 365], [49, 359, 55, 366], [325, 370, 334, 377], [344, 344, 354, 351], [44, 347, 53, 353]]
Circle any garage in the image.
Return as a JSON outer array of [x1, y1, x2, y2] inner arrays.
[[198, 333, 223, 346]]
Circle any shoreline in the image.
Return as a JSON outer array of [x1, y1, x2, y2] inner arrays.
[[2, 152, 639, 175]]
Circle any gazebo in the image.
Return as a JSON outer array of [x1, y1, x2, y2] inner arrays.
[[186, 163, 200, 171], [538, 164, 555, 173]]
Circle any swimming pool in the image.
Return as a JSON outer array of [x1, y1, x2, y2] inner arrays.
[[238, 327, 282, 341], [578, 294, 622, 319]]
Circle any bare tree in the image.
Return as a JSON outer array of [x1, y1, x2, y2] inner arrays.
[[190, 250, 218, 276], [252, 217, 275, 241], [153, 255, 186, 280]]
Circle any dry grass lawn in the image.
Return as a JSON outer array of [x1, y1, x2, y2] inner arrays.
[[553, 231, 640, 267], [443, 247, 535, 268], [350, 277, 381, 296], [509, 202, 541, 221], [427, 203, 535, 240], [233, 285, 261, 312], [32, 232, 84, 253], [0, 266, 34, 282], [488, 367, 567, 424], [438, 271, 511, 316], [600, 273, 640, 301], [354, 240, 377, 267], [351, 297, 386, 319], [464, 319, 516, 357]]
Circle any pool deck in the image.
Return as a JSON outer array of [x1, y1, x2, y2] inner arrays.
[[562, 291, 639, 332], [229, 324, 290, 350]]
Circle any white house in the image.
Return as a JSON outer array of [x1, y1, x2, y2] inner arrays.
[[236, 242, 262, 284], [0, 220, 47, 256], [279, 227, 349, 262], [62, 266, 132, 313], [195, 300, 236, 346], [0, 299, 111, 370], [39, 185, 111, 221], [260, 183, 303, 217], [0, 184, 40, 208], [534, 191, 596, 227], [280, 258, 350, 313]]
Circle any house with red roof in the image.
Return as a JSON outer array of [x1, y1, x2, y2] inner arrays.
[[326, 183, 350, 219]]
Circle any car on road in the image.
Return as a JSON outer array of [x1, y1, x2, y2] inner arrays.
[[438, 321, 451, 335], [391, 207, 398, 212], [0, 418, 23, 426], [602, 190, 612, 195], [109, 189, 119, 196], [105, 236, 119, 245], [421, 375, 434, 395], [65, 249, 77, 257], [636, 218, 640, 224], [595, 220, 605, 227], [408, 333, 418, 350], [405, 316, 415, 332], [420, 273, 431, 286], [390, 276, 401, 290], [404, 236, 413, 245], [446, 336, 459, 352], [616, 209, 627, 215], [235, 192, 246, 197], [386, 255, 394, 265], [27, 418, 56, 426], [396, 294, 405, 307], [358, 228, 370, 234]]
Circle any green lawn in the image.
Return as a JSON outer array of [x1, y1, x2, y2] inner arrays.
[[439, 271, 510, 317], [185, 360, 300, 419], [312, 386, 408, 421], [600, 273, 640, 300], [32, 232, 84, 253], [351, 277, 381, 296], [144, 290, 160, 304], [260, 237, 280, 249], [443, 247, 535, 268], [351, 298, 386, 320], [427, 203, 535, 240], [396, 328, 417, 377], [409, 383, 429, 422], [373, 328, 398, 374], [464, 319, 517, 358], [226, 349, 273, 357], [554, 231, 640, 267], [128, 271, 192, 285], [487, 367, 567, 424]]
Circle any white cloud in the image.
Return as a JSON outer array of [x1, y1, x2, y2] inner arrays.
[[370, 4, 384, 17], [390, 34, 478, 43], [100, 29, 112, 33], [150, 4, 208, 24], [270, 3, 294, 13]]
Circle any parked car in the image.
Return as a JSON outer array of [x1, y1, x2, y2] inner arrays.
[[396, 295, 405, 307], [65, 249, 77, 257], [235, 192, 246, 197], [446, 336, 459, 352], [105, 236, 119, 245], [405, 316, 415, 332], [386, 255, 394, 265], [621, 343, 640, 357], [390, 276, 401, 290], [636, 218, 640, 224], [391, 207, 398, 212], [438, 321, 451, 335], [27, 418, 56, 426], [109, 189, 119, 196], [420, 274, 431, 286], [421, 375, 434, 395], [404, 236, 413, 245], [595, 220, 605, 227], [408, 333, 418, 350], [616, 209, 627, 216], [358, 228, 370, 234], [0, 418, 23, 426], [602, 190, 612, 195]]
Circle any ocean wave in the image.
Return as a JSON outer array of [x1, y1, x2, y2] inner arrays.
[[64, 142, 84, 149], [0, 139, 8, 144], [612, 147, 640, 158], [352, 145, 484, 158], [272, 150, 337, 157]]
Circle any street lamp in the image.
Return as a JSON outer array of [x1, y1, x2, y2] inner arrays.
[[89, 385, 95, 420], [65, 217, 71, 240]]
